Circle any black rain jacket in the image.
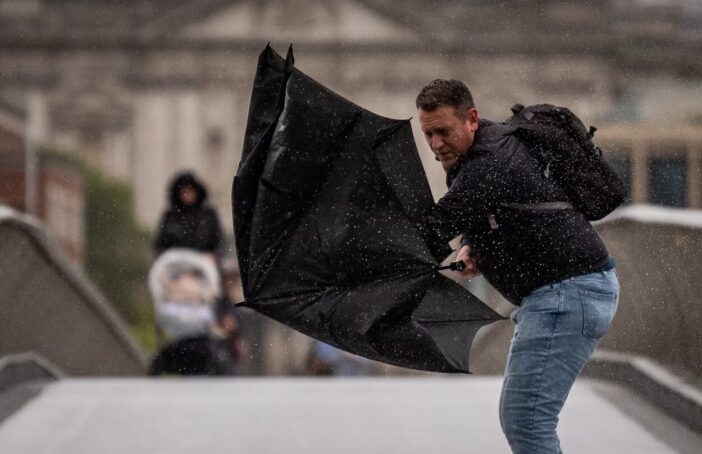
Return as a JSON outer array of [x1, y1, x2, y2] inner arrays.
[[154, 172, 223, 255], [421, 119, 609, 304]]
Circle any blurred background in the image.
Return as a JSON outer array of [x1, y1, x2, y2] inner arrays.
[[1, 0, 701, 379]]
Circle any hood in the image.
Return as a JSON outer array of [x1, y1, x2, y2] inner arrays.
[[168, 171, 208, 208]]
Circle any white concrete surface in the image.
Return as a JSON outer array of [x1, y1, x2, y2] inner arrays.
[[0, 377, 695, 454]]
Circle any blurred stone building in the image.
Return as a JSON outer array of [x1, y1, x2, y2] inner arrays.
[[2, 0, 702, 232]]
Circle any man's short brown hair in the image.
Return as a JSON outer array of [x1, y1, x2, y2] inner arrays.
[[416, 79, 475, 117]]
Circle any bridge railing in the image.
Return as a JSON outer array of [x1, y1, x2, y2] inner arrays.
[[595, 204, 702, 378], [470, 204, 702, 381], [0, 205, 147, 376]]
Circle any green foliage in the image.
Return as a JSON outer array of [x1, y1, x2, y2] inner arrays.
[[83, 167, 152, 322], [41, 149, 157, 352]]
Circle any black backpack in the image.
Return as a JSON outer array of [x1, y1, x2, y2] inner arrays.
[[505, 104, 626, 220]]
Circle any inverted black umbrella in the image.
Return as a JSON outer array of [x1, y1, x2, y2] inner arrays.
[[232, 45, 502, 373]]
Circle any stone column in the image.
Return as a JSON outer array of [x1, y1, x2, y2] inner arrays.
[[133, 93, 174, 227], [175, 91, 200, 171], [103, 131, 132, 180], [25, 90, 49, 216]]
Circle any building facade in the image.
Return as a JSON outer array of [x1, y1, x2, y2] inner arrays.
[[2, 0, 701, 232]]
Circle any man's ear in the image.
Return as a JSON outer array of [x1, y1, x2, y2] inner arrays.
[[466, 108, 479, 132]]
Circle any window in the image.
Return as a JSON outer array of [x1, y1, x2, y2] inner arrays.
[[648, 158, 687, 207], [206, 127, 223, 153], [606, 153, 632, 204]]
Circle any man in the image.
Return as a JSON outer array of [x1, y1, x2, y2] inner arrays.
[[416, 79, 619, 453]]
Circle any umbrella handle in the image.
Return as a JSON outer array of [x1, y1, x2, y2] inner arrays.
[[437, 261, 466, 271]]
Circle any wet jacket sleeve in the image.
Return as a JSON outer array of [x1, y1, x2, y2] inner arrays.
[[419, 160, 495, 261]]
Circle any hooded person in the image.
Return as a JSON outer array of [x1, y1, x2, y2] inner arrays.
[[154, 171, 224, 257]]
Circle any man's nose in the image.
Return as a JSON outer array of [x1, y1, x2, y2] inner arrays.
[[430, 136, 444, 151]]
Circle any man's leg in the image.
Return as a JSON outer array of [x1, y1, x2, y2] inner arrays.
[[499, 269, 619, 453]]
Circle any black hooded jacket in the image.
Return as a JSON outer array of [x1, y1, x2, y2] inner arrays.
[[421, 119, 609, 304], [154, 172, 223, 255]]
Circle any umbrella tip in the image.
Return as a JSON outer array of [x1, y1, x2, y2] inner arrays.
[[285, 44, 295, 66]]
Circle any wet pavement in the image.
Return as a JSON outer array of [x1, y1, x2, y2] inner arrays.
[[0, 377, 700, 454]]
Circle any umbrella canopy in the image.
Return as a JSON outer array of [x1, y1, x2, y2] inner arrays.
[[233, 45, 502, 373]]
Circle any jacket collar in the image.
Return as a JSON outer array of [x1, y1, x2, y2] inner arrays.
[[445, 118, 497, 185]]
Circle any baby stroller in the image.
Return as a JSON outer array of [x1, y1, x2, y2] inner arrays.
[[147, 248, 232, 375]]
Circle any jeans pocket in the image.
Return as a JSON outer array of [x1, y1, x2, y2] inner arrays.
[[579, 290, 618, 341]]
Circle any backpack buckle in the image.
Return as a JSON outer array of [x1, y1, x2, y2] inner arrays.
[[488, 214, 499, 230]]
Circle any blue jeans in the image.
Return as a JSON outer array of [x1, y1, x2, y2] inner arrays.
[[499, 268, 619, 453]]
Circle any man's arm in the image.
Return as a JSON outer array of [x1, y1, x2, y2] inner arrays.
[[419, 160, 494, 263]]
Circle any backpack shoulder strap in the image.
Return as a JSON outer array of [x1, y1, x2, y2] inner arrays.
[[505, 201, 574, 212]]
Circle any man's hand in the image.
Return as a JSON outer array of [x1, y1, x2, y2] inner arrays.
[[455, 244, 480, 278]]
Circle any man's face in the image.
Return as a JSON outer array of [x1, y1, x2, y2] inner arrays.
[[418, 105, 478, 170]]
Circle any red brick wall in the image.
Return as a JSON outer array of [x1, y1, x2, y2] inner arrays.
[[0, 124, 84, 263], [0, 124, 23, 154], [0, 125, 26, 211]]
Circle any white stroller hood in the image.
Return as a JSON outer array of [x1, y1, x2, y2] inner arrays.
[[148, 249, 222, 340]]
